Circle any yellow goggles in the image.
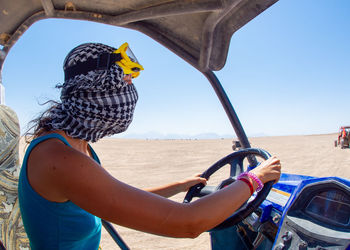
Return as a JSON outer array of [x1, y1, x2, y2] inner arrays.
[[113, 43, 144, 78]]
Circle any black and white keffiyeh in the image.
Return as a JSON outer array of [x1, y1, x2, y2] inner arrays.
[[43, 43, 138, 142]]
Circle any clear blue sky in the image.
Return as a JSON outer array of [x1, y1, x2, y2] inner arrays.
[[2, 0, 350, 138]]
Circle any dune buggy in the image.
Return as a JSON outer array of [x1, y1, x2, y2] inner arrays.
[[335, 126, 350, 149], [0, 0, 349, 250]]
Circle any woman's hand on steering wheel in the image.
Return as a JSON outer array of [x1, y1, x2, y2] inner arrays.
[[250, 156, 281, 185], [179, 173, 207, 192]]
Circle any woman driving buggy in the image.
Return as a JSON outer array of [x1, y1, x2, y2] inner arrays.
[[18, 42, 281, 249]]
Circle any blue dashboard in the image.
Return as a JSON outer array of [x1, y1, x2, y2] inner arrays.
[[255, 174, 349, 249], [211, 174, 350, 250]]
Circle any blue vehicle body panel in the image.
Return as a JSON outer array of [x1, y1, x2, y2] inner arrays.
[[211, 173, 350, 250]]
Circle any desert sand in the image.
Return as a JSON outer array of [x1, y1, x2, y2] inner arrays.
[[19, 133, 350, 249]]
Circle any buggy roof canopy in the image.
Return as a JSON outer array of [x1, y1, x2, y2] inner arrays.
[[0, 0, 278, 72]]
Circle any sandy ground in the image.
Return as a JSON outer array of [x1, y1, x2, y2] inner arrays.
[[19, 133, 350, 249]]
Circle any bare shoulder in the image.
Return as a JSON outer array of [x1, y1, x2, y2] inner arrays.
[[27, 138, 104, 202], [29, 138, 96, 174], [30, 137, 72, 162]]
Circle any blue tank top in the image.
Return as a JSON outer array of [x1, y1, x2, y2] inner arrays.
[[18, 133, 102, 250]]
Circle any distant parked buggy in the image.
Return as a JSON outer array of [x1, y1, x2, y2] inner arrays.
[[335, 126, 350, 149], [232, 140, 242, 151]]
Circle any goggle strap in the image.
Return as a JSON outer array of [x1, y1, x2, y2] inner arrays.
[[64, 52, 122, 81]]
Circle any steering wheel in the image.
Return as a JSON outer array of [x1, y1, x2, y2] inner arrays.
[[183, 148, 274, 231]]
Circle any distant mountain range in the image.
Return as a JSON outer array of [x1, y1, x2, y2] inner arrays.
[[114, 132, 268, 139]]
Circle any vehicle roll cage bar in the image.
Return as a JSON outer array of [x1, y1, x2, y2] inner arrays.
[[204, 71, 255, 161]]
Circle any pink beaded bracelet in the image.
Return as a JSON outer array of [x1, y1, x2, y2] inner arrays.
[[237, 172, 264, 192]]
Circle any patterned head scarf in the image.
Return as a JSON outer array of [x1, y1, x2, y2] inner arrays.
[[43, 43, 138, 142]]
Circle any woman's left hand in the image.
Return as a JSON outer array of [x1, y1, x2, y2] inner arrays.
[[178, 173, 207, 192], [145, 173, 207, 198]]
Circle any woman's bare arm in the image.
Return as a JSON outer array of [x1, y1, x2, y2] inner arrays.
[[27, 139, 281, 238]]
